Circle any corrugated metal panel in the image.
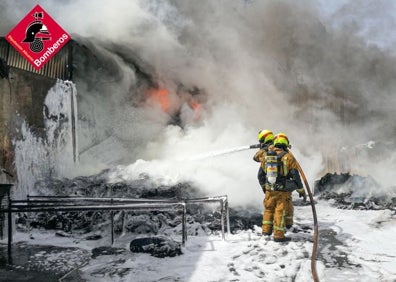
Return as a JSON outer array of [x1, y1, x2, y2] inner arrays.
[[0, 37, 72, 81]]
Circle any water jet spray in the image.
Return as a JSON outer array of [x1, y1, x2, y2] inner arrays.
[[188, 145, 255, 161]]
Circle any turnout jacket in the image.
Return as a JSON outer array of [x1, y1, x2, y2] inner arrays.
[[263, 145, 303, 190]]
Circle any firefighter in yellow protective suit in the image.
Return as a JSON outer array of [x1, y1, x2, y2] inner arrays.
[[253, 130, 295, 231], [253, 129, 274, 192], [261, 133, 306, 242]]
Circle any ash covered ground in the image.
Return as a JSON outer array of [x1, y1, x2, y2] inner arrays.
[[1, 172, 395, 282]]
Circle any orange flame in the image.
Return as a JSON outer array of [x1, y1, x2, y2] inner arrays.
[[147, 88, 170, 112], [188, 100, 203, 120]]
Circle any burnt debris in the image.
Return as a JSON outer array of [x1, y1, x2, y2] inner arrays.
[[314, 173, 396, 210], [17, 171, 262, 237]]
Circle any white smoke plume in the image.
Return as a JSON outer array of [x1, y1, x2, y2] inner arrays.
[[2, 0, 396, 205]]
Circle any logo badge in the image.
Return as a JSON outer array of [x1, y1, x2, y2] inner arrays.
[[6, 4, 71, 70]]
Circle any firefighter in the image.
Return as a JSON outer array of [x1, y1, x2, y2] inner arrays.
[[261, 132, 306, 242], [253, 130, 295, 231], [253, 129, 274, 192]]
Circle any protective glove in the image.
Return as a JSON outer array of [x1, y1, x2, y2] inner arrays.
[[296, 188, 307, 202]]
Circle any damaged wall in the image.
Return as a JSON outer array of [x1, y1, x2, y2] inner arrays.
[[0, 67, 56, 179], [0, 37, 74, 183]]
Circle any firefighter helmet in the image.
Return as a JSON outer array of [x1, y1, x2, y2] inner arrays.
[[258, 129, 274, 144], [273, 132, 289, 147]]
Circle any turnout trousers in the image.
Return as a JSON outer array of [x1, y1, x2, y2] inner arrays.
[[262, 190, 291, 239]]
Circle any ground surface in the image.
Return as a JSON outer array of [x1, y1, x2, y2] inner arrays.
[[1, 201, 395, 282]]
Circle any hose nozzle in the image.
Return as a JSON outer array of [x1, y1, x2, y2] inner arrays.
[[249, 144, 261, 149]]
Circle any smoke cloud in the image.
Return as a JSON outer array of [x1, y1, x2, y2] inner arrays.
[[2, 0, 396, 206]]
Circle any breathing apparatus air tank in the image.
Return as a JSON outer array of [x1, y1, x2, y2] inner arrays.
[[265, 151, 278, 186]]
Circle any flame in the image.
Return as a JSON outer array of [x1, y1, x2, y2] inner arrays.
[[146, 87, 204, 122], [147, 88, 170, 112], [188, 100, 203, 120]]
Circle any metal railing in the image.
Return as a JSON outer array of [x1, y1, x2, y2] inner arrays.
[[0, 184, 12, 241], [1, 194, 230, 262]]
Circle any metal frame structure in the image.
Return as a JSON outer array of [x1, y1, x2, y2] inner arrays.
[[0, 184, 12, 240], [1, 194, 230, 262]]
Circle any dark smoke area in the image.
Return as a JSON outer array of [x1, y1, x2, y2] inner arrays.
[[1, 0, 396, 205]]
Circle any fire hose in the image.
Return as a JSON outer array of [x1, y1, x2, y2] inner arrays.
[[288, 149, 320, 282], [250, 144, 319, 282]]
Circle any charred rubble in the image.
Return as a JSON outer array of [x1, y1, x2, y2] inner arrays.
[[16, 170, 262, 245], [314, 173, 396, 210], [16, 171, 395, 244], [18, 170, 396, 243]]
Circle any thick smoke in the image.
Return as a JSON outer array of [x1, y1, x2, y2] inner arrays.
[[2, 0, 396, 205]]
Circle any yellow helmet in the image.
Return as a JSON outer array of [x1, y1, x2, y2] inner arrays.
[[273, 132, 289, 147], [258, 129, 274, 144]]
